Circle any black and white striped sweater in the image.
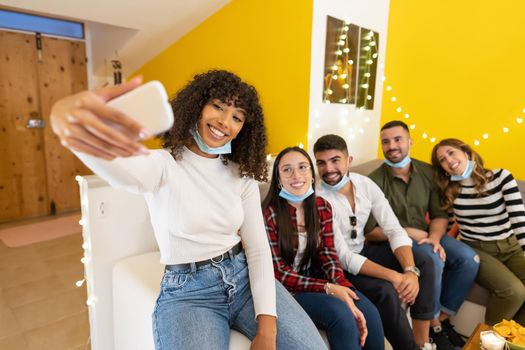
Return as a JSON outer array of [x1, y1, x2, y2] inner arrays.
[[449, 169, 525, 250]]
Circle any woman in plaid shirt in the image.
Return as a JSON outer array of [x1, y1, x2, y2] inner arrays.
[[262, 147, 384, 350]]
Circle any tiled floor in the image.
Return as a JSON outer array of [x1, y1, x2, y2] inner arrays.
[[0, 233, 90, 350]]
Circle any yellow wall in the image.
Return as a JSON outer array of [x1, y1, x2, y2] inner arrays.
[[136, 0, 313, 153], [382, 0, 525, 179]]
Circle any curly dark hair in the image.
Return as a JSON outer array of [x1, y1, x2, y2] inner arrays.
[[161, 70, 268, 181]]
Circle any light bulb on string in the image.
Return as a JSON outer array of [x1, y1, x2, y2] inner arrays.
[[381, 83, 524, 148], [76, 279, 85, 287], [343, 48, 350, 53], [410, 124, 416, 130], [348, 59, 354, 65]]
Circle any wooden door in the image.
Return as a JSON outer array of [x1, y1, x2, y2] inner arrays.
[[0, 30, 91, 223], [38, 36, 90, 214], [0, 31, 49, 222]]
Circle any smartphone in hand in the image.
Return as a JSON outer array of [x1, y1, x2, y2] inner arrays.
[[107, 80, 174, 135]]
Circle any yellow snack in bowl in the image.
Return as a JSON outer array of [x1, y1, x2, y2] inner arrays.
[[494, 322, 512, 338]]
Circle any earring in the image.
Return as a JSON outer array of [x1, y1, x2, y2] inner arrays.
[[278, 183, 282, 189]]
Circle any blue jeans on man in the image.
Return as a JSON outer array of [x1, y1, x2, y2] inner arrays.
[[412, 234, 479, 318]]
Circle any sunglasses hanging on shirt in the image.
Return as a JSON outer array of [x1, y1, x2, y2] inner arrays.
[[349, 216, 357, 239]]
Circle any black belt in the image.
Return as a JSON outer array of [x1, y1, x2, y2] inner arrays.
[[165, 242, 243, 270]]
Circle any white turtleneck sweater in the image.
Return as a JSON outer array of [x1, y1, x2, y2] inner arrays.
[[75, 147, 276, 318]]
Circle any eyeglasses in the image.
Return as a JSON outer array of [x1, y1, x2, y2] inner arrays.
[[279, 164, 312, 178], [349, 216, 357, 239]]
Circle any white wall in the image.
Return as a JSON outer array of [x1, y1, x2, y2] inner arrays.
[[308, 0, 390, 164]]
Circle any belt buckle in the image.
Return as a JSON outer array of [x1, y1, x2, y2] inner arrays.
[[211, 254, 225, 264]]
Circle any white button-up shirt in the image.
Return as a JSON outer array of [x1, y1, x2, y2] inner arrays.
[[318, 172, 412, 274]]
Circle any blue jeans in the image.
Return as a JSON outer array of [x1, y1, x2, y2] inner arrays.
[[294, 290, 384, 350], [152, 251, 327, 350], [412, 235, 479, 318]]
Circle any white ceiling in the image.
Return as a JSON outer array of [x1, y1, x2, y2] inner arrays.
[[0, 0, 230, 78]]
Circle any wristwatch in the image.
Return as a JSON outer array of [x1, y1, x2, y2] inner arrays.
[[404, 266, 421, 278]]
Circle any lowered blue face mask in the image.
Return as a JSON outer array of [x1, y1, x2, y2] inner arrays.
[[321, 174, 350, 191], [384, 155, 411, 168], [450, 160, 475, 182], [191, 128, 232, 155], [279, 186, 314, 203]]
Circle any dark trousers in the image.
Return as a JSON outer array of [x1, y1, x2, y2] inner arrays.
[[345, 242, 436, 350], [294, 290, 384, 350]]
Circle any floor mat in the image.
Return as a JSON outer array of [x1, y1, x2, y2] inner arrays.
[[0, 213, 81, 247]]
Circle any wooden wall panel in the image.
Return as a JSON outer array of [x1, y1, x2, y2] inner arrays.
[[38, 36, 91, 214], [0, 31, 49, 222]]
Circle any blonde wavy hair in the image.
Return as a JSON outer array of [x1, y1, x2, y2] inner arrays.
[[431, 138, 491, 209]]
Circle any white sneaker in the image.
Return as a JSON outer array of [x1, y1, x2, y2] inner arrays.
[[420, 342, 437, 350]]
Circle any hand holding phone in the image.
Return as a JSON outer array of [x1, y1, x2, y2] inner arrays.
[[107, 80, 174, 135]]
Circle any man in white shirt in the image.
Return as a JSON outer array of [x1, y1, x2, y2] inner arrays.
[[314, 134, 439, 350]]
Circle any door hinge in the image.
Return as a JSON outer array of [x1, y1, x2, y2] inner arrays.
[[35, 32, 43, 63]]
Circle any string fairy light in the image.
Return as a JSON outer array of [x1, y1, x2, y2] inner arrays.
[[324, 20, 380, 109], [324, 20, 355, 104], [381, 78, 524, 146]]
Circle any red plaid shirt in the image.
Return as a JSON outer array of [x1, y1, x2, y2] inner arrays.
[[263, 196, 353, 293]]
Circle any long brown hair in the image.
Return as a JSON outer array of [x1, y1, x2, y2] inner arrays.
[[262, 147, 321, 271], [431, 138, 490, 209]]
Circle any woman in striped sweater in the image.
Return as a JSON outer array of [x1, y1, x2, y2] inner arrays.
[[431, 138, 525, 325]]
